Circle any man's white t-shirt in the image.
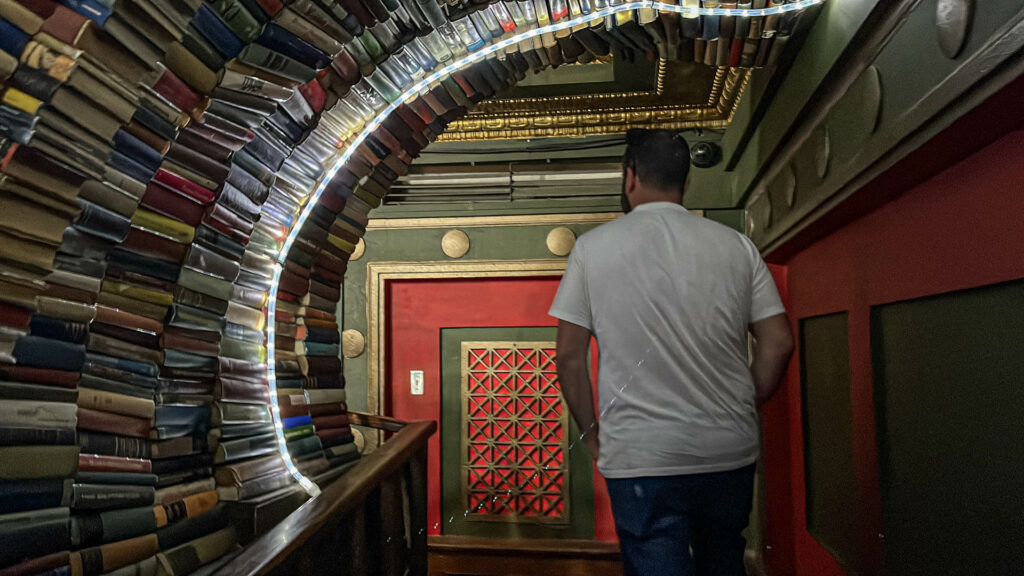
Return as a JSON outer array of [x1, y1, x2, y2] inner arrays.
[[549, 202, 786, 478]]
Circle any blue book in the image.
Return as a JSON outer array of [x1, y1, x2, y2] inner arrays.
[[155, 405, 212, 428], [0, 479, 70, 515], [86, 352, 159, 379], [255, 24, 331, 71], [191, 4, 244, 59], [113, 129, 163, 172], [303, 342, 339, 357], [108, 149, 157, 183], [107, 247, 181, 283], [0, 20, 30, 56], [282, 414, 312, 429], [61, 0, 111, 26], [29, 315, 88, 344], [12, 336, 86, 371]]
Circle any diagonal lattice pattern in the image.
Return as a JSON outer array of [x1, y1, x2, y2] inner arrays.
[[461, 342, 568, 524]]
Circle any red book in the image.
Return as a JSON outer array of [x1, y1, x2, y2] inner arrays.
[[307, 403, 345, 417], [153, 169, 216, 204], [299, 80, 326, 114], [0, 303, 32, 332], [151, 68, 200, 114], [77, 407, 151, 438], [121, 227, 188, 264], [729, 37, 744, 67], [257, 0, 283, 17], [79, 453, 152, 473], [0, 365, 79, 388], [94, 304, 164, 334], [278, 403, 308, 419], [315, 426, 352, 441], [312, 413, 349, 430], [141, 181, 206, 227]]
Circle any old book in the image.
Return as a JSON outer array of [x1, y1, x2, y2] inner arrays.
[[0, 426, 76, 446], [86, 332, 164, 364], [0, 399, 78, 428], [154, 477, 216, 505], [0, 445, 80, 478], [155, 526, 237, 575], [0, 381, 79, 403], [79, 454, 152, 474], [71, 483, 155, 511], [78, 431, 150, 459], [0, 478, 73, 515], [78, 532, 160, 574], [212, 432, 276, 463], [154, 489, 218, 527], [77, 407, 152, 438], [0, 517, 72, 568], [216, 469, 292, 501]]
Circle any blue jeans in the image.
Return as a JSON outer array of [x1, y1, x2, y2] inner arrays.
[[606, 464, 756, 576]]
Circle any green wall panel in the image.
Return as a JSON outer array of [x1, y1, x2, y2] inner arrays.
[[871, 279, 1024, 574]]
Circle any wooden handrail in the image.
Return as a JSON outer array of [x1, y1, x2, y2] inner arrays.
[[217, 418, 437, 576], [348, 410, 408, 433]]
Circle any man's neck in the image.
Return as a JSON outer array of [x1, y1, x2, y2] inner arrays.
[[632, 191, 683, 208]]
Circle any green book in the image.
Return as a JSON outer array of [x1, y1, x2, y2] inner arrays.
[[283, 425, 314, 442], [0, 445, 80, 479]]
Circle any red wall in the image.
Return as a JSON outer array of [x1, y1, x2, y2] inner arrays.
[[764, 131, 1024, 575], [385, 276, 616, 540]]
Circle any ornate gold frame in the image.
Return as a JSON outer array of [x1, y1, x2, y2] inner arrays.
[[460, 341, 570, 524], [440, 66, 752, 141], [365, 212, 620, 231], [366, 259, 569, 418]]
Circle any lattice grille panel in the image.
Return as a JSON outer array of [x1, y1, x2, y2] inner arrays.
[[461, 342, 569, 524]]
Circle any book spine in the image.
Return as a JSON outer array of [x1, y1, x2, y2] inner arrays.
[[79, 453, 153, 473]]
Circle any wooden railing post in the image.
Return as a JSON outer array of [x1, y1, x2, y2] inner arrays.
[[380, 475, 408, 576], [407, 446, 429, 576]]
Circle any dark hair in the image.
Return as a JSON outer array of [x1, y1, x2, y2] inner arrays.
[[622, 129, 691, 193]]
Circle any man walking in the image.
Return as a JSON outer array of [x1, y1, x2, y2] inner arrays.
[[550, 130, 794, 576]]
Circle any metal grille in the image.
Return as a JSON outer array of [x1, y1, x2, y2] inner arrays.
[[461, 342, 569, 524]]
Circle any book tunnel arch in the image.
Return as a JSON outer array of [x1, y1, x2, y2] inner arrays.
[[263, 0, 827, 494]]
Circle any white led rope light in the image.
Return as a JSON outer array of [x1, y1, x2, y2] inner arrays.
[[269, 0, 827, 495]]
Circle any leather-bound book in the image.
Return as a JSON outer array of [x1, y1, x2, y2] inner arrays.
[[237, 41, 317, 83], [212, 432, 276, 463], [154, 478, 216, 506], [77, 388, 157, 419], [78, 454, 152, 474], [155, 526, 237, 576], [76, 533, 159, 575], [206, 0, 261, 41], [70, 481, 155, 511], [0, 445, 79, 479], [77, 407, 151, 438]]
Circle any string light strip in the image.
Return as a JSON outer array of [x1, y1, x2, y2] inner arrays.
[[268, 0, 828, 496]]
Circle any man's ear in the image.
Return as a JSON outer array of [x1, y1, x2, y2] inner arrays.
[[625, 166, 638, 196]]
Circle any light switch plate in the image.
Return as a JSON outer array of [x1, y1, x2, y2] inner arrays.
[[410, 370, 424, 395]]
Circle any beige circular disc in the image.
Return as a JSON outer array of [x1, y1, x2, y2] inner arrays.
[[546, 227, 577, 256], [350, 239, 366, 261], [342, 329, 366, 358], [441, 230, 470, 259]]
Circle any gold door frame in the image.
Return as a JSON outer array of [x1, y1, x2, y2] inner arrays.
[[366, 258, 569, 419]]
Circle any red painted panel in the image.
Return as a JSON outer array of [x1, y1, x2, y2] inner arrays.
[[773, 130, 1024, 575], [385, 276, 617, 540]]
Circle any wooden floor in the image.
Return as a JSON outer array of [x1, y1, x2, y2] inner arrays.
[[428, 536, 624, 576]]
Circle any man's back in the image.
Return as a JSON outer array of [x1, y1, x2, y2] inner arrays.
[[550, 202, 785, 478]]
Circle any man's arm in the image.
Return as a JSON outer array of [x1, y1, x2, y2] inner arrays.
[[749, 313, 794, 406], [556, 319, 600, 461]]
